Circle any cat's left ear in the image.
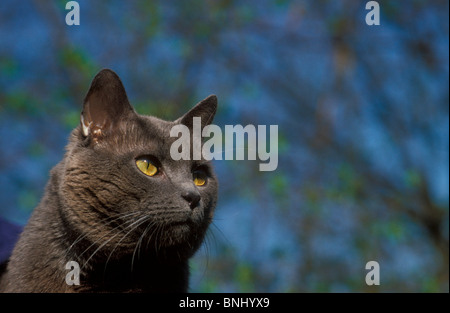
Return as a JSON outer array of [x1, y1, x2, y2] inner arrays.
[[178, 95, 218, 130], [80, 69, 135, 142]]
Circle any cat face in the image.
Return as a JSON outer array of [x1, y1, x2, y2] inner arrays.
[[60, 69, 218, 262]]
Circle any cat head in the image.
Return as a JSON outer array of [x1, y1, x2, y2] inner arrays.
[[60, 69, 218, 262]]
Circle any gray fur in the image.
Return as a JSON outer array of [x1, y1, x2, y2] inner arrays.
[[0, 69, 218, 292]]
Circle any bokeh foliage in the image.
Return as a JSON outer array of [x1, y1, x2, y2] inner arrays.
[[0, 0, 448, 292]]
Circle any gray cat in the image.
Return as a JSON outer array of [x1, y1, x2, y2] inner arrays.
[[0, 69, 218, 292]]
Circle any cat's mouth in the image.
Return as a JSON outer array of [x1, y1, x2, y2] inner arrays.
[[165, 220, 193, 234], [168, 220, 190, 227], [124, 210, 205, 250], [161, 219, 202, 245]]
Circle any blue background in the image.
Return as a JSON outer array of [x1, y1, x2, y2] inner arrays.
[[0, 0, 448, 292]]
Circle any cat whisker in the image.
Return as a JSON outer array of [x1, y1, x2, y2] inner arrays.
[[81, 214, 146, 269], [189, 228, 213, 289], [145, 219, 163, 253], [131, 219, 159, 272], [155, 223, 166, 258], [73, 211, 140, 256], [64, 211, 141, 261], [138, 219, 161, 255], [103, 215, 152, 273], [210, 221, 230, 246]]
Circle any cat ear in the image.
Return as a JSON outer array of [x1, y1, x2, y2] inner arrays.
[[80, 69, 135, 141], [178, 95, 218, 129]]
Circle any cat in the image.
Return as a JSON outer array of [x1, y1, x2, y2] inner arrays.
[[0, 69, 218, 292]]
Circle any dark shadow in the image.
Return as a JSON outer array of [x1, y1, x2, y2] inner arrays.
[[0, 218, 22, 264]]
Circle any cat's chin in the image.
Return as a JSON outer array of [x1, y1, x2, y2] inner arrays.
[[160, 221, 206, 255], [164, 221, 195, 244]]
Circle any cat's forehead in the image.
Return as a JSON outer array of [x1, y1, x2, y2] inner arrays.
[[84, 113, 177, 156], [120, 114, 199, 164], [136, 115, 174, 136], [125, 114, 178, 151], [87, 113, 200, 164]]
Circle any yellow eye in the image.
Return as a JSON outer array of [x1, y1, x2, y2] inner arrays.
[[136, 158, 158, 177], [193, 170, 207, 186]]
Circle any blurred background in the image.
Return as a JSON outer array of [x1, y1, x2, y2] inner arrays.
[[0, 0, 448, 292]]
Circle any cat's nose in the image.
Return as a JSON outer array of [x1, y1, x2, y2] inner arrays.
[[182, 190, 201, 209]]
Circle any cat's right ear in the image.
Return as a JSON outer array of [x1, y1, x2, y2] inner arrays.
[[177, 95, 218, 130], [80, 69, 135, 142]]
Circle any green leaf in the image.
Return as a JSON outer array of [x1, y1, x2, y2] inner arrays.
[[5, 91, 39, 115], [235, 263, 255, 292], [60, 46, 96, 78], [62, 109, 81, 129], [28, 143, 45, 157], [405, 169, 422, 188], [269, 173, 288, 200], [0, 57, 18, 76], [18, 190, 38, 213]]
